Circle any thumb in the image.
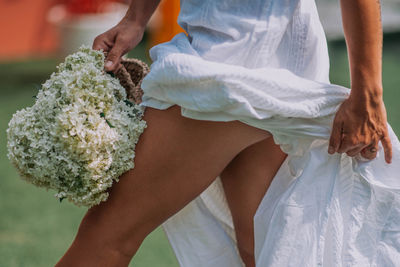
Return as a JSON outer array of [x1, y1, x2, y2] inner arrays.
[[104, 40, 125, 72], [328, 118, 343, 154]]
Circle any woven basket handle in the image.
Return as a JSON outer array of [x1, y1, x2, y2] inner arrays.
[[114, 58, 150, 104]]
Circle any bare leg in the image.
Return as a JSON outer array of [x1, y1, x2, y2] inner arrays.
[[56, 105, 271, 267], [220, 137, 287, 267]]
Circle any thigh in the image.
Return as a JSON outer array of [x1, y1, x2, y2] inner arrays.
[[221, 136, 287, 235], [67, 105, 271, 261]]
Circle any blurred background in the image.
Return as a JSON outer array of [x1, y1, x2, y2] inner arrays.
[[0, 0, 399, 266]]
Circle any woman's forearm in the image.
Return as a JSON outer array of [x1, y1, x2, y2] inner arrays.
[[123, 0, 161, 27], [340, 0, 383, 103]]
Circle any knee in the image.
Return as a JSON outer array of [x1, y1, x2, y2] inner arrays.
[[74, 205, 145, 260]]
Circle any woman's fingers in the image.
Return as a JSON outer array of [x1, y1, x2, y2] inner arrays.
[[345, 144, 366, 157], [92, 31, 123, 72], [360, 142, 379, 160], [92, 32, 114, 52], [338, 136, 362, 154], [92, 28, 129, 72], [380, 132, 393, 163], [92, 37, 108, 51], [104, 37, 126, 72], [331, 128, 392, 163]]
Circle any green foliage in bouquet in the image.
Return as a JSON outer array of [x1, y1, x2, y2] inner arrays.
[[6, 46, 147, 207]]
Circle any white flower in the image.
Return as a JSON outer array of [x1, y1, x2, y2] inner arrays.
[[7, 46, 147, 207]]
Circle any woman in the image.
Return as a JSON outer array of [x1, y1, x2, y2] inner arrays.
[[56, 0, 399, 266]]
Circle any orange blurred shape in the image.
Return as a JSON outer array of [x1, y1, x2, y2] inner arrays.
[[149, 0, 184, 48], [0, 0, 58, 61]]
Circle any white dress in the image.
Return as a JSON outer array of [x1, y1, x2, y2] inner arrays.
[[139, 0, 400, 266]]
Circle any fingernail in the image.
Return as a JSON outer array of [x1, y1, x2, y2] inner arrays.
[[105, 61, 113, 69], [328, 146, 334, 154]]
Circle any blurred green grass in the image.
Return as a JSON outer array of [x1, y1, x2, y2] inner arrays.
[[0, 34, 399, 267]]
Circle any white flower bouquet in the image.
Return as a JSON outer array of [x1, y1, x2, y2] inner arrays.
[[6, 46, 147, 207]]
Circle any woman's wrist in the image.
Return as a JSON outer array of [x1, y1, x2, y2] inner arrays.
[[116, 16, 146, 37], [348, 85, 384, 110], [120, 13, 147, 29], [348, 72, 383, 106], [122, 0, 161, 28], [122, 13, 147, 28]]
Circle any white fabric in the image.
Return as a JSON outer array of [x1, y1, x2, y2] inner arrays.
[[139, 0, 400, 266]]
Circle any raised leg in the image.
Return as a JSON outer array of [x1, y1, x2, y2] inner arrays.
[[220, 137, 287, 267], [56, 105, 271, 267]]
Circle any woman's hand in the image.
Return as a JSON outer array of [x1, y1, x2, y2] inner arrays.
[[92, 0, 160, 72], [92, 18, 145, 72], [328, 92, 392, 163]]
